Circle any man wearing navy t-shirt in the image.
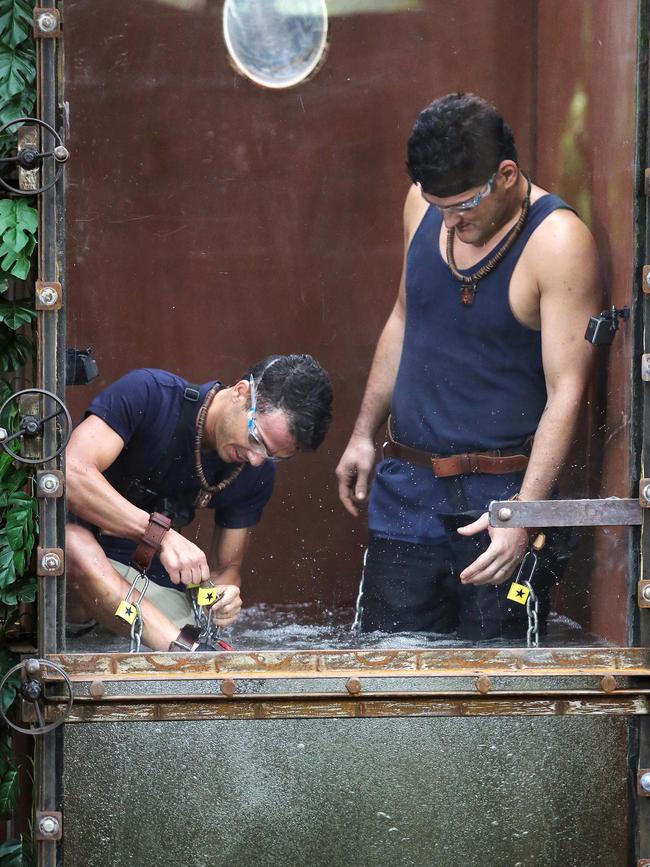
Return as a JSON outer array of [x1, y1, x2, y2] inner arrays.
[[66, 355, 332, 652]]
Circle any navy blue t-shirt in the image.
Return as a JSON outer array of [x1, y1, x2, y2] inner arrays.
[[86, 368, 275, 587]]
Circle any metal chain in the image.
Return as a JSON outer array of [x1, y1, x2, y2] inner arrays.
[[188, 585, 221, 646], [129, 601, 143, 653], [512, 550, 539, 648]]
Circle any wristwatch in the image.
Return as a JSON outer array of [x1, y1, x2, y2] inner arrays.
[[132, 511, 172, 572]]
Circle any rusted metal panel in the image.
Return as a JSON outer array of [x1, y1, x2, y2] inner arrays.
[[57, 691, 649, 724], [45, 647, 650, 682]]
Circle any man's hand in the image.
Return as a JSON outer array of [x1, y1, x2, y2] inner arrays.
[[335, 435, 377, 517], [456, 512, 529, 585], [209, 584, 242, 627], [158, 529, 210, 586]]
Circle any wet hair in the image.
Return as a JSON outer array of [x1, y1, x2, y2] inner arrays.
[[405, 92, 518, 197], [244, 354, 333, 451]]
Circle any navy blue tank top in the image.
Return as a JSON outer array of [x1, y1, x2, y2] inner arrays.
[[368, 193, 573, 544]]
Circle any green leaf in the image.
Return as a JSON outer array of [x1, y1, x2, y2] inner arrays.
[[0, 578, 36, 605], [14, 199, 37, 234], [0, 765, 18, 820], [0, 301, 35, 330], [0, 0, 35, 50], [0, 43, 35, 97]]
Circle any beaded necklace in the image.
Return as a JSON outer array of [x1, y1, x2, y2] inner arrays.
[[194, 383, 242, 508], [446, 175, 532, 306]]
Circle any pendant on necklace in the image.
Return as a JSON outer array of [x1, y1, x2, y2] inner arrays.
[[195, 490, 212, 508], [460, 283, 475, 306]]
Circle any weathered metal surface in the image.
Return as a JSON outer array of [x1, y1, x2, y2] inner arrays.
[[62, 716, 629, 866], [54, 690, 650, 724], [489, 498, 642, 527], [46, 647, 650, 682]]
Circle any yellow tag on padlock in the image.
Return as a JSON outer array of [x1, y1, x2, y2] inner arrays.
[[187, 583, 201, 590], [115, 600, 138, 624], [196, 586, 223, 606], [507, 582, 530, 605]]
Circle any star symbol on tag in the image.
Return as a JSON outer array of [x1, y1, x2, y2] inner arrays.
[[516, 589, 524, 598], [206, 592, 214, 602], [125, 605, 133, 616]]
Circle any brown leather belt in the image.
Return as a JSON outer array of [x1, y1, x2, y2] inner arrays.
[[383, 418, 531, 478]]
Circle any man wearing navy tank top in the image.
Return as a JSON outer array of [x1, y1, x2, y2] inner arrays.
[[66, 355, 332, 652], [336, 93, 599, 640]]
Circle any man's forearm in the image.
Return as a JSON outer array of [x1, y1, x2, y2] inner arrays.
[[67, 462, 150, 541], [519, 388, 585, 501], [352, 306, 405, 440]]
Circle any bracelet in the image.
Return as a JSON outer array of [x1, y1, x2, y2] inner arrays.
[[132, 511, 172, 572]]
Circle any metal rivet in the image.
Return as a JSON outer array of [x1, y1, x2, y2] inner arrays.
[[220, 679, 236, 697], [497, 507, 512, 522], [640, 772, 650, 794], [642, 585, 650, 603], [53, 145, 69, 163], [346, 677, 362, 695], [37, 286, 58, 306], [475, 675, 492, 694], [36, 12, 57, 33], [0, 428, 6, 442], [643, 485, 650, 504], [646, 271, 650, 288], [89, 680, 105, 699], [600, 674, 618, 693], [38, 815, 59, 836], [38, 473, 60, 494], [41, 553, 61, 572]]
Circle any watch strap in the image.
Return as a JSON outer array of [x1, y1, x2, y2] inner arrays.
[[132, 511, 172, 572], [169, 624, 202, 652]]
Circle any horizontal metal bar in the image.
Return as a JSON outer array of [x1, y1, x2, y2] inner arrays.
[[52, 691, 650, 723], [46, 647, 650, 682], [489, 498, 642, 527]]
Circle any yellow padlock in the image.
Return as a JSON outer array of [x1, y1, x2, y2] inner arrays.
[[196, 586, 223, 606], [507, 582, 530, 605], [115, 599, 138, 623]]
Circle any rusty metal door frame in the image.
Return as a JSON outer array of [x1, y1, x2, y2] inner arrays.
[[23, 1, 650, 864]]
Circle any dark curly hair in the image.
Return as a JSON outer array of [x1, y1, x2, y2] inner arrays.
[[244, 354, 333, 452], [406, 92, 518, 197]]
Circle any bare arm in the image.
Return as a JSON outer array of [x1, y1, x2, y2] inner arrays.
[[336, 186, 426, 515], [66, 414, 210, 585], [460, 211, 600, 585]]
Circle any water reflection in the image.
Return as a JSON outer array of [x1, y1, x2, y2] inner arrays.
[[67, 602, 611, 653]]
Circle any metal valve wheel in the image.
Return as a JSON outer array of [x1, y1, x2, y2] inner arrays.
[[0, 658, 73, 736], [0, 388, 72, 465], [0, 117, 69, 195]]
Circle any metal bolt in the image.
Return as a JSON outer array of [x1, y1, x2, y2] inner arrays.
[[643, 484, 650, 504], [0, 428, 6, 442], [24, 658, 40, 676], [646, 271, 650, 288], [38, 815, 59, 836], [643, 585, 650, 603], [497, 507, 512, 522], [38, 473, 60, 494], [41, 552, 61, 572], [36, 12, 58, 33], [53, 145, 69, 163], [37, 286, 58, 307], [641, 773, 650, 794]]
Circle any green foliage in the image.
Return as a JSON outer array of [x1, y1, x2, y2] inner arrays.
[[0, 1, 37, 846], [0, 199, 38, 280], [0, 837, 34, 867], [0, 1, 35, 147], [0, 762, 18, 819]]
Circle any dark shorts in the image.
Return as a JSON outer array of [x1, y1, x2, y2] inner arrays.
[[356, 532, 569, 641]]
